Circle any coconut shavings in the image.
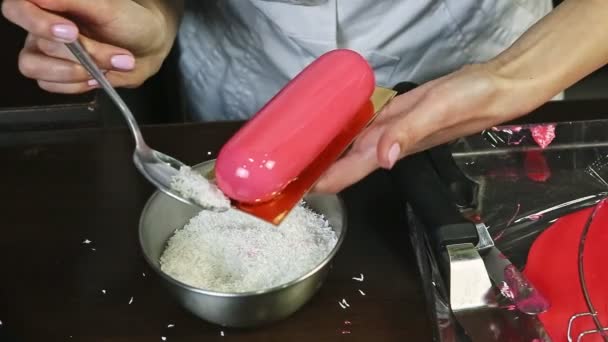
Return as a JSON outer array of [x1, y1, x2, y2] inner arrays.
[[159, 203, 337, 293], [170, 166, 230, 210]]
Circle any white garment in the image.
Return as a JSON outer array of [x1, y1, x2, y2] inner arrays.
[[177, 0, 553, 122]]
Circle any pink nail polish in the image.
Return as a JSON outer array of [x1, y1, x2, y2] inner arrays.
[[110, 55, 135, 71], [88, 79, 99, 87], [51, 24, 78, 42], [387, 143, 401, 168]]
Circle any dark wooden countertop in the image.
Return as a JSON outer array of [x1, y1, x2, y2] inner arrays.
[[0, 122, 432, 342]]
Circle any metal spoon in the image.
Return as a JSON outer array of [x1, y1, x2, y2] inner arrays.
[[66, 40, 226, 212]]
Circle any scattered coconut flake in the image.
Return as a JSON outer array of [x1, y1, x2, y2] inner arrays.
[[0, 320, 3, 326], [358, 289, 366, 296], [341, 330, 351, 334], [220, 331, 225, 337], [128, 296, 134, 305], [142, 272, 146, 277], [352, 274, 364, 282], [170, 166, 230, 210], [207, 151, 212, 155], [161, 337, 166, 341], [344, 320, 351, 325], [339, 302, 346, 309], [91, 248, 96, 251], [82, 239, 91, 244], [101, 289, 106, 294], [160, 202, 337, 293], [167, 324, 174, 328], [341, 299, 350, 308]]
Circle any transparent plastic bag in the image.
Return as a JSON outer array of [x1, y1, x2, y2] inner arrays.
[[410, 119, 608, 341]]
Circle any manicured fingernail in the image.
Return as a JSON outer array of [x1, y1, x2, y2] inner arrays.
[[387, 143, 401, 168], [51, 24, 78, 42], [111, 55, 135, 70], [88, 79, 98, 87]]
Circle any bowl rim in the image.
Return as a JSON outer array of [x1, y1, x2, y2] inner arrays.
[[138, 161, 348, 298]]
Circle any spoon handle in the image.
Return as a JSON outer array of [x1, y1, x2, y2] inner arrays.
[[66, 40, 146, 149]]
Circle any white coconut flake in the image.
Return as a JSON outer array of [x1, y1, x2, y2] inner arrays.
[[101, 289, 106, 295], [0, 320, 3, 326], [167, 324, 174, 328], [142, 272, 146, 278], [82, 239, 91, 244], [170, 166, 230, 210], [341, 299, 350, 308], [220, 331, 225, 337], [352, 274, 364, 282], [160, 202, 337, 293], [128, 296, 134, 305], [339, 302, 346, 309], [161, 337, 166, 341], [358, 289, 366, 296]]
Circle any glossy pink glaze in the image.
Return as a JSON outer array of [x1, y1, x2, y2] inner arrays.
[[215, 49, 375, 203]]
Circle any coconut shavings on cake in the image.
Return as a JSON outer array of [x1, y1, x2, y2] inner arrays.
[[170, 166, 230, 210], [159, 203, 338, 293]]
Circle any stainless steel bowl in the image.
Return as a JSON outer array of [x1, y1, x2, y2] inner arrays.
[[139, 160, 347, 328]]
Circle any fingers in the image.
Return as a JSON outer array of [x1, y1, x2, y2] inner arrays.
[[376, 92, 441, 169], [18, 32, 143, 94], [36, 70, 141, 94], [2, 0, 78, 42], [19, 49, 94, 83], [313, 148, 380, 194], [20, 35, 135, 83], [36, 35, 135, 71], [37, 79, 96, 94], [3, 0, 136, 67]]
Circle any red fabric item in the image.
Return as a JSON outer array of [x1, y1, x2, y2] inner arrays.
[[523, 201, 608, 341]]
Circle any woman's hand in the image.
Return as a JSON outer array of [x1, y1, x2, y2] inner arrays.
[[2, 0, 183, 93], [314, 0, 608, 194], [313, 63, 521, 193]]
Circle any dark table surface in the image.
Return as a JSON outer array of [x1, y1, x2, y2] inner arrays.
[[0, 122, 431, 342]]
